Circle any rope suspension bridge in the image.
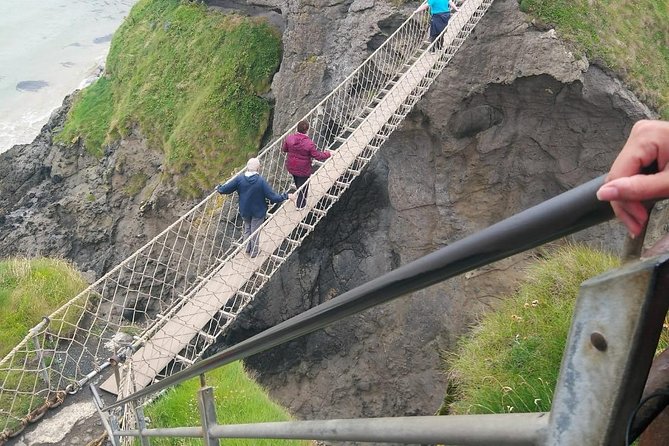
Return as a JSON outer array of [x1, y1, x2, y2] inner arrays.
[[0, 0, 494, 442]]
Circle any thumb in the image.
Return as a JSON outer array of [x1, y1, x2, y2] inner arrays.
[[597, 171, 669, 202]]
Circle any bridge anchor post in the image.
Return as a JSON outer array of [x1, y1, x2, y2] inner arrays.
[[546, 254, 669, 444], [198, 374, 220, 446]]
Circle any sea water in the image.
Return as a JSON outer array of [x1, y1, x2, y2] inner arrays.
[[0, 0, 136, 153]]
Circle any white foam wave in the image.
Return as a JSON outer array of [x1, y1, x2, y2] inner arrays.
[[0, 0, 136, 153], [0, 108, 56, 150]]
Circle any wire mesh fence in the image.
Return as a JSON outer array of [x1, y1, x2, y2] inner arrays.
[[0, 0, 493, 439]]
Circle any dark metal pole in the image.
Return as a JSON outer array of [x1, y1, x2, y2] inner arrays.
[[106, 175, 613, 409], [632, 348, 669, 443]]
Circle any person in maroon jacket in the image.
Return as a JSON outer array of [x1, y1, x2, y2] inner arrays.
[[282, 120, 332, 209]]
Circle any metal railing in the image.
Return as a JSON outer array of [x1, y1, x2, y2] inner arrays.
[[93, 175, 669, 444]]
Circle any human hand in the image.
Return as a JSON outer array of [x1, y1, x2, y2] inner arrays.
[[287, 193, 296, 202], [596, 120, 669, 237]]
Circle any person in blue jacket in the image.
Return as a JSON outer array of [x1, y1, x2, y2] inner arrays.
[[415, 0, 459, 50], [217, 157, 293, 257]]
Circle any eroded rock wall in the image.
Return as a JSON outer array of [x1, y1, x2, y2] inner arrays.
[[240, 0, 404, 133], [0, 98, 190, 276], [224, 0, 654, 428]]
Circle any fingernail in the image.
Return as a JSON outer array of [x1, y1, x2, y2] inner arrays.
[[596, 185, 619, 201]]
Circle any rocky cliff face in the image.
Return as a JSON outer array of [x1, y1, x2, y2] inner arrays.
[[0, 0, 656, 437], [266, 0, 400, 133], [0, 97, 193, 277], [224, 0, 655, 427]]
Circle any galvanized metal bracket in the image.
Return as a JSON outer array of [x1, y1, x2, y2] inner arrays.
[[90, 384, 120, 446], [198, 386, 220, 446], [546, 253, 669, 445]]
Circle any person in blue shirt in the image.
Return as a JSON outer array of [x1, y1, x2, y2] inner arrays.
[[217, 157, 294, 257], [415, 0, 459, 50]]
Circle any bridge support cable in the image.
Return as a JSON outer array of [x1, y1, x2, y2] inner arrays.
[[0, 0, 492, 437]]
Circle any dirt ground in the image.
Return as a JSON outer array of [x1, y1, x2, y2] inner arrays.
[[7, 380, 112, 446]]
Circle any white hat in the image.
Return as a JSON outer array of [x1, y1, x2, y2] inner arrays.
[[246, 157, 260, 172]]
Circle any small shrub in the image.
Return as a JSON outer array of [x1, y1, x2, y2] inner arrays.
[[124, 172, 150, 197]]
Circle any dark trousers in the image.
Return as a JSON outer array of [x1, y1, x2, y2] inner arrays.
[[430, 12, 451, 48], [293, 175, 309, 209]]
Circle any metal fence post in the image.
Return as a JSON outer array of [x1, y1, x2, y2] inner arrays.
[[110, 355, 122, 390], [29, 317, 51, 387], [90, 384, 121, 446], [108, 413, 122, 446], [133, 402, 151, 446], [545, 254, 669, 445], [198, 374, 220, 446], [32, 335, 50, 387]]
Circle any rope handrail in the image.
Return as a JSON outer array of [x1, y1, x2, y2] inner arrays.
[[0, 0, 491, 435]]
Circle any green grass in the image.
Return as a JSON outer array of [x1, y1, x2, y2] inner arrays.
[[0, 257, 88, 434], [56, 77, 113, 156], [56, 0, 282, 196], [0, 258, 88, 358], [0, 362, 45, 434], [124, 172, 150, 197], [144, 361, 311, 446], [445, 245, 620, 415], [519, 0, 669, 118]]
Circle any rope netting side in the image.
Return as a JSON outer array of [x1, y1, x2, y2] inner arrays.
[[0, 195, 238, 436], [99, 7, 439, 397], [112, 0, 493, 415], [0, 0, 492, 437]]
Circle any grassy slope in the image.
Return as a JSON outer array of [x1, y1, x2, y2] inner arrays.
[[56, 0, 282, 196], [145, 361, 310, 446], [0, 258, 88, 358], [0, 259, 306, 438], [446, 246, 620, 414], [521, 0, 669, 118], [0, 258, 89, 432]]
